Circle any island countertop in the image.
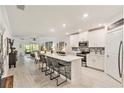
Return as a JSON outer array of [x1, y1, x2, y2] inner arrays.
[[41, 53, 82, 62]]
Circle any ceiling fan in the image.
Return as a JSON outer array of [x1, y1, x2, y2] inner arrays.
[[16, 5, 25, 11]]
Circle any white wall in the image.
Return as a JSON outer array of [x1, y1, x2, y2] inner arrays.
[[0, 6, 12, 77]]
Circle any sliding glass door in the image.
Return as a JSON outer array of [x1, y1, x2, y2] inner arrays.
[[24, 44, 39, 54]]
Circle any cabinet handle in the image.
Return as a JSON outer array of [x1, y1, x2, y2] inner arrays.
[[118, 41, 123, 78]]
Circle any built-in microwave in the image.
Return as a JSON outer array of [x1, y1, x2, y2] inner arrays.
[[79, 41, 89, 47]]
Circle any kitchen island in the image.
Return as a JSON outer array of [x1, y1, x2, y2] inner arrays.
[[41, 53, 82, 82]]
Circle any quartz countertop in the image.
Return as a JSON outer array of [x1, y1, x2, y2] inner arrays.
[[41, 53, 82, 62]]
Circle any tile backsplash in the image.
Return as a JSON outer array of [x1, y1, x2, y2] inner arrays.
[[89, 47, 105, 55], [72, 47, 79, 51], [71, 47, 105, 55]]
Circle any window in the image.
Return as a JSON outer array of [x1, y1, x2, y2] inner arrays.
[[45, 41, 53, 51], [24, 44, 39, 54]]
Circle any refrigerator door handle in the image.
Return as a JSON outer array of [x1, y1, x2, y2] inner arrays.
[[118, 41, 123, 78], [121, 41, 123, 78]]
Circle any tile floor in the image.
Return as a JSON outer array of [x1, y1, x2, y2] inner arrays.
[[6, 55, 122, 88]]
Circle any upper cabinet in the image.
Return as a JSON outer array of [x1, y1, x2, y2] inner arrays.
[[88, 28, 106, 47], [78, 31, 88, 41], [70, 31, 88, 47], [70, 34, 79, 47], [70, 28, 106, 48]]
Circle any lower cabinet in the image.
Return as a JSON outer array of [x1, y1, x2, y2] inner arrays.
[[87, 53, 104, 71]]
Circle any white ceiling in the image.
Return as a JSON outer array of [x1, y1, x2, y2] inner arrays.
[[6, 5, 123, 38]]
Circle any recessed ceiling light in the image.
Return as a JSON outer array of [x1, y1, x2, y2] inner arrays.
[[78, 29, 82, 32], [50, 28, 55, 32], [66, 32, 69, 35], [83, 13, 88, 18], [62, 24, 66, 28]]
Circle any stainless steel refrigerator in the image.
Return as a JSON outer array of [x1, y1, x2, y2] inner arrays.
[[105, 18, 123, 86]]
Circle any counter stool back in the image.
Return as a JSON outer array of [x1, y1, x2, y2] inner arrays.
[[40, 55, 47, 72], [45, 56, 54, 76], [34, 52, 40, 64]]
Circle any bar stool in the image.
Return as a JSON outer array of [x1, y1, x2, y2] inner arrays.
[[40, 55, 47, 72], [50, 58, 67, 86], [82, 55, 87, 67], [45, 56, 54, 76], [34, 52, 40, 64], [34, 52, 41, 69]]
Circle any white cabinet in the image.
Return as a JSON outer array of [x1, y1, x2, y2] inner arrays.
[[88, 29, 106, 47], [70, 31, 88, 47], [78, 31, 88, 41], [87, 53, 104, 70], [70, 34, 79, 47], [70, 29, 106, 47]]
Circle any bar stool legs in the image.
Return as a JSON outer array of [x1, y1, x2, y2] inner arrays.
[[45, 67, 54, 76], [41, 62, 47, 72], [50, 66, 67, 86], [38, 60, 41, 70], [56, 66, 67, 86], [40, 56, 68, 86], [45, 57, 54, 76]]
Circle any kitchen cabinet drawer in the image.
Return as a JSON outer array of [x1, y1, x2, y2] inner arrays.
[[87, 54, 104, 70], [87, 55, 96, 67], [94, 56, 104, 70]]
